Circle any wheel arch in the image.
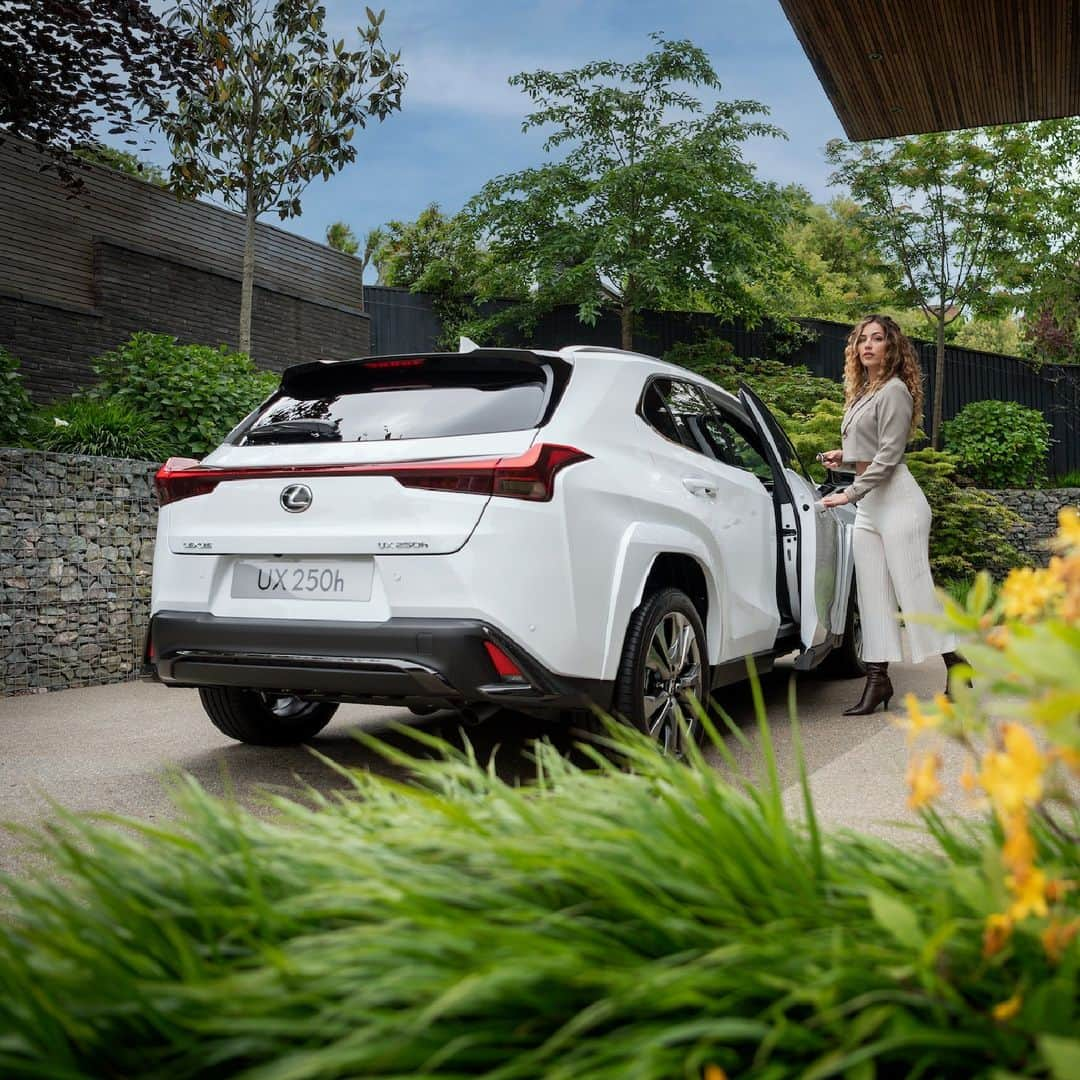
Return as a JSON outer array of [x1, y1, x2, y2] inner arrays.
[[599, 524, 725, 680]]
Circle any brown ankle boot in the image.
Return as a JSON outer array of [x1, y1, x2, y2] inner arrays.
[[843, 662, 893, 715], [943, 651, 972, 696]]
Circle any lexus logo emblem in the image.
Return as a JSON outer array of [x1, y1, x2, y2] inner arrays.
[[280, 484, 313, 513]]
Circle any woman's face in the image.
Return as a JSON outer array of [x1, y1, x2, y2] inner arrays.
[[856, 321, 887, 376]]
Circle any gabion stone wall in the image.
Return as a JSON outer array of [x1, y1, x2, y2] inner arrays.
[[0, 449, 158, 695], [985, 489, 1080, 566]]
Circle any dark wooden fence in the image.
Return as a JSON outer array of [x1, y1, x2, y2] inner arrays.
[[362, 291, 1080, 477]]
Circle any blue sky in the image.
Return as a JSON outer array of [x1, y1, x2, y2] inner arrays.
[[133, 1, 848, 270]]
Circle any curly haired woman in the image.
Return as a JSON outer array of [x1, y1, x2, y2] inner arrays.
[[820, 314, 965, 714]]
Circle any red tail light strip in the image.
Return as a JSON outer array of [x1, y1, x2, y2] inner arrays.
[[154, 444, 591, 506]]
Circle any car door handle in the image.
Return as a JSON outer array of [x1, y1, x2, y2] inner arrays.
[[683, 477, 717, 498]]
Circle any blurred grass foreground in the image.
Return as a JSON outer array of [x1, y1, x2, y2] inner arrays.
[[1, 511, 1078, 1078]]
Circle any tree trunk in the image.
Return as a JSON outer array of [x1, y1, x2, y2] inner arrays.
[[931, 313, 945, 449], [239, 194, 257, 357], [621, 275, 635, 351]]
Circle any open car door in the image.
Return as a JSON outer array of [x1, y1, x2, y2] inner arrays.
[[738, 384, 851, 667]]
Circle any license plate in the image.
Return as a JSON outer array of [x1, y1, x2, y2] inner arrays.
[[231, 560, 373, 601]]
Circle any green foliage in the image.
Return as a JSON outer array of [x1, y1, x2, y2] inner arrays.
[[943, 400, 1051, 488], [466, 34, 795, 347], [951, 315, 1025, 357], [760, 191, 900, 322], [0, 347, 34, 447], [32, 398, 170, 461], [907, 448, 1028, 578], [325, 221, 359, 256], [160, 0, 406, 352], [1049, 469, 1080, 488], [827, 121, 1080, 445], [87, 333, 278, 458], [74, 142, 168, 184], [375, 204, 527, 349], [666, 341, 844, 419], [0, 718, 1075, 1078]]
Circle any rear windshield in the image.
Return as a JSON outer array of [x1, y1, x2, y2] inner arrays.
[[234, 355, 555, 445]]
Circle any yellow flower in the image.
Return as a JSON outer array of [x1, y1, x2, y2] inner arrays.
[[992, 993, 1023, 1022], [703, 1067, 729, 1080], [906, 752, 942, 810], [1045, 878, 1075, 904], [978, 723, 1046, 818], [1041, 918, 1080, 964], [982, 913, 1013, 958], [1049, 506, 1080, 554], [959, 755, 979, 795], [985, 624, 1011, 650], [932, 692, 955, 718], [1001, 811, 1035, 878], [1007, 867, 1049, 921], [1050, 746, 1080, 776], [899, 693, 941, 744], [1049, 552, 1080, 623], [1000, 566, 1066, 621]]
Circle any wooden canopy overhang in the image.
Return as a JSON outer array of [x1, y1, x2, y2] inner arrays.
[[779, 0, 1080, 140]]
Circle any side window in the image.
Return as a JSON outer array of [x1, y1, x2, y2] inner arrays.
[[707, 409, 774, 482], [640, 378, 725, 459]]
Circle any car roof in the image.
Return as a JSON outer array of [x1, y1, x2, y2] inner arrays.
[[557, 345, 743, 411]]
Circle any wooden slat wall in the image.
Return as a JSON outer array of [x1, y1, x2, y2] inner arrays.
[[780, 0, 1080, 140], [0, 137, 364, 313]]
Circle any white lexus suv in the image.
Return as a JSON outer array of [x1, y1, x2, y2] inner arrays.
[[146, 345, 861, 751]]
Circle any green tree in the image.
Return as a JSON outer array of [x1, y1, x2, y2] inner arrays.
[[467, 34, 794, 350], [827, 122, 1080, 446], [0, 0, 196, 187], [160, 0, 405, 356], [374, 203, 525, 347], [325, 220, 384, 298], [761, 189, 899, 323]]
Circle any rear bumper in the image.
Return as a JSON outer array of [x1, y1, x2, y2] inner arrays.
[[145, 611, 611, 711]]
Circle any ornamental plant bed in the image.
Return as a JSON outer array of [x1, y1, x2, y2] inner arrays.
[[0, 518, 1077, 1077]]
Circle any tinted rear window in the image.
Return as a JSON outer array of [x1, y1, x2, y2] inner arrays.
[[236, 356, 552, 445]]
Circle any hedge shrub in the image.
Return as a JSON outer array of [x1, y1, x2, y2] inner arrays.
[[0, 347, 34, 447], [87, 333, 279, 458], [942, 399, 1051, 488], [33, 398, 170, 461]]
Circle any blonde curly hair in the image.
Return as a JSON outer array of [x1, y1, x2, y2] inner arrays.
[[843, 314, 924, 438]]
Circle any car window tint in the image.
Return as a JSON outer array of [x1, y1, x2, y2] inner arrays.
[[643, 379, 724, 459], [705, 412, 773, 480], [243, 381, 546, 443]]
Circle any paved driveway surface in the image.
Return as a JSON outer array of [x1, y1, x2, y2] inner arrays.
[[0, 657, 973, 875]]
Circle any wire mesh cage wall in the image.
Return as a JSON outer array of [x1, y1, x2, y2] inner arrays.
[[0, 450, 158, 695]]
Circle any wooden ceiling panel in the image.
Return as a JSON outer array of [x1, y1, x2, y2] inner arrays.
[[779, 0, 1080, 140]]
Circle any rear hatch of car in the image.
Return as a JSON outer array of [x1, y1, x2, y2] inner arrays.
[[156, 350, 574, 561]]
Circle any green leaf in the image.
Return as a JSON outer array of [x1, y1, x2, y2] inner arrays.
[[868, 889, 923, 949], [1040, 1036, 1080, 1080]]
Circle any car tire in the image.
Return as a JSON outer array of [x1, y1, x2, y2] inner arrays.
[[198, 688, 338, 746], [613, 587, 708, 755], [816, 586, 866, 679]]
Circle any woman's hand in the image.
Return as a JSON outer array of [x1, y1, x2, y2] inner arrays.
[[817, 449, 844, 469], [821, 492, 850, 508]]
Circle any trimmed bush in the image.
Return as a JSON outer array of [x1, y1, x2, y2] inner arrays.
[[0, 715, 1075, 1077], [32, 398, 170, 461], [0, 347, 34, 447], [88, 333, 280, 458], [943, 399, 1051, 488]]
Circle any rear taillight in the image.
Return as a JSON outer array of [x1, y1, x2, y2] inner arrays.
[[153, 444, 591, 506], [394, 444, 591, 501]]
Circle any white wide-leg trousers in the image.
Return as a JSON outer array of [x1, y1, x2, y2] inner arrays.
[[852, 463, 956, 664]]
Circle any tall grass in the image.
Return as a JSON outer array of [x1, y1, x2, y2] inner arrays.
[[0, 714, 1075, 1078]]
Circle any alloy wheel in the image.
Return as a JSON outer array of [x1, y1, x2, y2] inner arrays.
[[642, 611, 704, 752]]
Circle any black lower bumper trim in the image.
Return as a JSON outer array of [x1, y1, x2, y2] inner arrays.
[[148, 611, 612, 711]]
